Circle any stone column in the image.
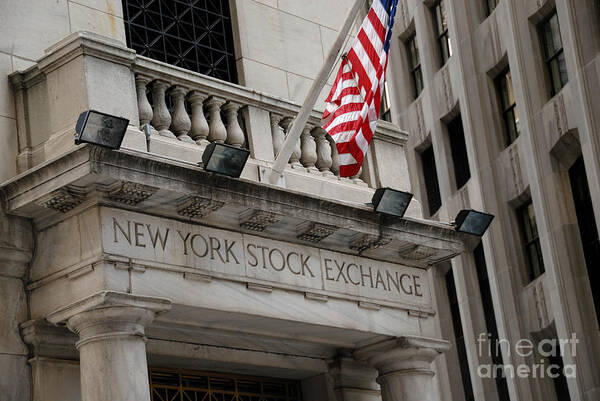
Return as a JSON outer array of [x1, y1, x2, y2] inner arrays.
[[0, 214, 33, 401], [329, 353, 381, 401], [354, 336, 450, 401], [47, 291, 171, 401]]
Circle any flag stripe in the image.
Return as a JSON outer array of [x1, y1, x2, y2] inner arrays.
[[322, 0, 398, 177]]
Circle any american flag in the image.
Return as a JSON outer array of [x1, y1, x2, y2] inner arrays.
[[322, 0, 398, 177]]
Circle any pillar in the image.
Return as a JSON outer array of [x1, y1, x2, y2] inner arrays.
[[47, 291, 171, 401], [354, 335, 450, 401], [0, 214, 33, 401], [329, 352, 381, 401]]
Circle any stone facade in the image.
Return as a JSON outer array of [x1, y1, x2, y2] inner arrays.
[[388, 0, 600, 400], [2, 1, 596, 401]]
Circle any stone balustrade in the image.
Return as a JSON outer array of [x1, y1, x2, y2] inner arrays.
[[132, 56, 370, 186], [9, 33, 411, 202]]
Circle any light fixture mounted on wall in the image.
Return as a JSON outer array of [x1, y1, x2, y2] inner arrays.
[[200, 142, 250, 178], [75, 110, 129, 150], [371, 188, 414, 218], [453, 209, 495, 236]]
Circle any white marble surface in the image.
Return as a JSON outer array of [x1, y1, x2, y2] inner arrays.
[[101, 207, 432, 310]]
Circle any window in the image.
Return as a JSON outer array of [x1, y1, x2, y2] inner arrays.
[[432, 0, 452, 66], [539, 11, 568, 96], [485, 0, 499, 17], [149, 368, 302, 401], [447, 115, 471, 189], [406, 35, 423, 98], [518, 201, 545, 281], [421, 146, 442, 215], [568, 157, 600, 326], [495, 69, 520, 147], [122, 0, 238, 83], [547, 351, 572, 401], [446, 270, 475, 401], [380, 81, 392, 121], [474, 244, 511, 401]]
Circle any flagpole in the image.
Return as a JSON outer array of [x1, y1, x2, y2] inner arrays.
[[268, 0, 365, 185]]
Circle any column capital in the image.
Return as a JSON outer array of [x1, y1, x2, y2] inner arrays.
[[354, 335, 450, 375], [47, 291, 171, 348], [329, 355, 380, 394]]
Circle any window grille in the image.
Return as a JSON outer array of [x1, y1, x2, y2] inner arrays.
[[420, 145, 442, 215], [539, 11, 567, 96], [474, 243, 510, 401], [495, 69, 520, 147], [431, 0, 452, 66], [150, 368, 302, 401], [447, 115, 471, 189], [445, 270, 475, 401], [518, 201, 545, 281], [405, 35, 423, 98], [568, 157, 600, 327], [122, 0, 238, 83]]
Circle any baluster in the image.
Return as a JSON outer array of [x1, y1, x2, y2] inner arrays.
[[314, 128, 333, 176], [169, 86, 194, 143], [270, 113, 285, 158], [135, 75, 153, 129], [329, 136, 341, 179], [300, 124, 319, 173], [187, 90, 210, 146], [281, 117, 303, 169], [352, 166, 368, 186], [206, 96, 227, 143], [223, 101, 245, 148], [150, 80, 175, 138]]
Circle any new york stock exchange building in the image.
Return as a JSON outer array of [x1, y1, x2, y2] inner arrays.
[[4, 1, 596, 401]]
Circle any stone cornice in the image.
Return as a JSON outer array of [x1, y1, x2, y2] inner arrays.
[[0, 145, 467, 267]]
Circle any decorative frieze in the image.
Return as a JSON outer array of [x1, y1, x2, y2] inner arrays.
[[399, 245, 438, 261], [37, 187, 86, 213], [533, 281, 550, 329], [508, 145, 525, 195], [350, 233, 392, 253], [107, 181, 157, 205], [296, 221, 338, 243], [553, 93, 568, 137], [441, 66, 453, 111], [177, 196, 224, 219], [239, 209, 281, 232]]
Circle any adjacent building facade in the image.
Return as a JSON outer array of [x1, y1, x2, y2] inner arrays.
[[385, 0, 600, 400]]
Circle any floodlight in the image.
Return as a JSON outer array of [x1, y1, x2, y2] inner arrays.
[[454, 209, 495, 236], [371, 188, 414, 218], [200, 142, 250, 178], [75, 110, 129, 149]]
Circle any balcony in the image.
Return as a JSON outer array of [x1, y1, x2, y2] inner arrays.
[[8, 31, 414, 211]]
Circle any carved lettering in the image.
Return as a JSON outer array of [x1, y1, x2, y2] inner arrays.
[[134, 222, 145, 248], [113, 218, 131, 244], [178, 230, 191, 255], [225, 240, 240, 264], [105, 212, 430, 305], [191, 234, 209, 257], [325, 258, 335, 280], [147, 224, 169, 250], [247, 244, 258, 267]]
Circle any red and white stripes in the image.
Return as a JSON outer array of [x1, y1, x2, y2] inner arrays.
[[322, 0, 397, 177]]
